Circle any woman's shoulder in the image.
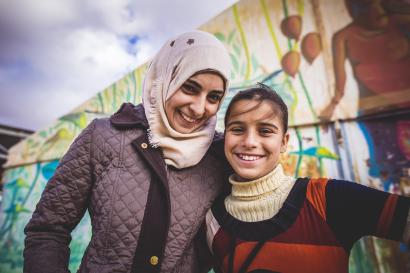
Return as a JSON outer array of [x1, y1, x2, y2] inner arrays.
[[109, 102, 148, 130], [81, 103, 146, 141]]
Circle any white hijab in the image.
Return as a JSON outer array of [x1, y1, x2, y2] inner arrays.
[[142, 31, 231, 169]]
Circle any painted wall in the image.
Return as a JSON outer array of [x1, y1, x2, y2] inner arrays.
[[1, 0, 409, 272]]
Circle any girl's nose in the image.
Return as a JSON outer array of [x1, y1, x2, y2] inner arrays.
[[242, 131, 257, 148]]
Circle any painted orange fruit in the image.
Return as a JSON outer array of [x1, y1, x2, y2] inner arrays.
[[281, 15, 302, 40], [281, 51, 300, 77], [301, 32, 322, 64]]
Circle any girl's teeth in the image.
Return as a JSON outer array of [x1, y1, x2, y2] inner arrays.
[[239, 154, 261, 161]]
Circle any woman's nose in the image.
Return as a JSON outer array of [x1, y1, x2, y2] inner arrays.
[[189, 96, 206, 117]]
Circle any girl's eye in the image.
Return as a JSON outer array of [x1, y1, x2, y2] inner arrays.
[[259, 128, 273, 136], [207, 93, 223, 104], [229, 127, 244, 134]]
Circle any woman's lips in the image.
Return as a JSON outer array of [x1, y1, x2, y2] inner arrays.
[[176, 110, 203, 129]]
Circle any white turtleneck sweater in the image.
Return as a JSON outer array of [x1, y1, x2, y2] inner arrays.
[[224, 164, 296, 222]]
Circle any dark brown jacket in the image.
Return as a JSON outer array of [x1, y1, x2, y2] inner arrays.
[[24, 103, 229, 273]]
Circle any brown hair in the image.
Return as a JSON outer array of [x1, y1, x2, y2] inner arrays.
[[224, 83, 288, 133]]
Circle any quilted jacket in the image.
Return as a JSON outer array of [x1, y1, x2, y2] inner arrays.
[[24, 103, 230, 273]]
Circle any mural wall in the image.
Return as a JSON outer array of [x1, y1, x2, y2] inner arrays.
[[1, 0, 409, 272]]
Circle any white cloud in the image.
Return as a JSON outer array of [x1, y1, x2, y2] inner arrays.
[[0, 0, 238, 131]]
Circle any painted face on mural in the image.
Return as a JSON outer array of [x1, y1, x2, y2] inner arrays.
[[346, 0, 388, 30], [224, 100, 289, 182], [165, 72, 225, 134]]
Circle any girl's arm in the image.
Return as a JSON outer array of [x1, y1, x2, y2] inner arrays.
[[325, 179, 410, 250], [23, 119, 96, 273]]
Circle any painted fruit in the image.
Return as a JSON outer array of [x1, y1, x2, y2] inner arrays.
[[281, 51, 300, 77], [281, 15, 302, 40], [301, 32, 322, 64]]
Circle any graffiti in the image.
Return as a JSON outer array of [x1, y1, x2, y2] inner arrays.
[[1, 0, 409, 272], [320, 0, 410, 120], [0, 161, 91, 273]]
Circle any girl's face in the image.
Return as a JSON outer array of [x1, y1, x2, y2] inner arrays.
[[224, 100, 289, 182], [165, 72, 225, 134]]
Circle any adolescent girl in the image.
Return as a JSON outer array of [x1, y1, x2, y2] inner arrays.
[[206, 84, 410, 273]]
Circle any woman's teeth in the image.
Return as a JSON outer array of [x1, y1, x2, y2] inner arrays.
[[180, 112, 200, 123], [237, 154, 262, 161]]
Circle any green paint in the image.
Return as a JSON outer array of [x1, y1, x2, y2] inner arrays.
[[98, 93, 105, 113], [294, 127, 303, 177], [282, 0, 289, 17], [260, 0, 283, 58], [232, 4, 251, 80]]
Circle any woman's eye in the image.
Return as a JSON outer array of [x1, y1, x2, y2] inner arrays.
[[207, 94, 222, 103], [181, 83, 196, 94]]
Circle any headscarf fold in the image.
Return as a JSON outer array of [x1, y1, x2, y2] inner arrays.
[[142, 30, 231, 169]]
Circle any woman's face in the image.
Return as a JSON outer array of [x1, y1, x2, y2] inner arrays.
[[224, 100, 289, 182], [165, 72, 225, 134]]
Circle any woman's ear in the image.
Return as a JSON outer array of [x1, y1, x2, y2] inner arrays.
[[280, 132, 290, 153]]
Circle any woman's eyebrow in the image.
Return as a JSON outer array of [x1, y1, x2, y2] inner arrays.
[[211, 90, 225, 95], [185, 79, 202, 89]]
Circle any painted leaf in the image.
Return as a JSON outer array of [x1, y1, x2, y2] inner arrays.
[[41, 160, 59, 180], [230, 53, 239, 72], [214, 32, 225, 42], [290, 146, 339, 159], [228, 29, 236, 44]]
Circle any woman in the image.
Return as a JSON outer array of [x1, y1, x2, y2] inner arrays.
[[24, 31, 231, 273], [206, 84, 410, 273]]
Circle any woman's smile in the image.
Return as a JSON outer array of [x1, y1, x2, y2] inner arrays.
[[178, 110, 203, 124], [165, 72, 225, 134]]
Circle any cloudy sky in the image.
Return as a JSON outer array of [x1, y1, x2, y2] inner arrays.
[[0, 0, 237, 131]]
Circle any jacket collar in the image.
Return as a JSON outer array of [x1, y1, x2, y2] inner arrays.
[[110, 103, 148, 129]]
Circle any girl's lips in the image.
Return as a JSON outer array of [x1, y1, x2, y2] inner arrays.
[[235, 153, 264, 162]]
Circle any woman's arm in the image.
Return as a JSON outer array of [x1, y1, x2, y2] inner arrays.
[[23, 119, 97, 273], [194, 222, 214, 273]]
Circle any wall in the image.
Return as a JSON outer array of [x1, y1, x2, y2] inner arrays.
[[1, 0, 409, 272]]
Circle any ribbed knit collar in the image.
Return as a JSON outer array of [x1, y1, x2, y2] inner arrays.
[[229, 164, 288, 200]]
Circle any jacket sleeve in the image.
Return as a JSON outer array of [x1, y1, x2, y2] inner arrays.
[[23, 119, 97, 273], [194, 221, 214, 273], [326, 179, 410, 250]]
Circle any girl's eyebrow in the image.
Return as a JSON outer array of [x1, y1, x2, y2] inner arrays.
[[226, 120, 244, 127], [227, 120, 279, 130], [258, 122, 279, 130]]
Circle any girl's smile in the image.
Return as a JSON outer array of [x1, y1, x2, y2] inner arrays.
[[224, 100, 289, 182]]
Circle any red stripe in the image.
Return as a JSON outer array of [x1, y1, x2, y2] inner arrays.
[[376, 194, 398, 237], [306, 178, 328, 221]]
